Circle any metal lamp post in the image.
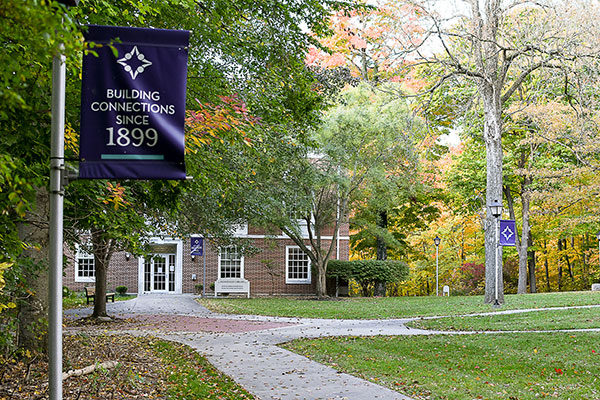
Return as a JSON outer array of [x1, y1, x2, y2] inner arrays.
[[489, 200, 503, 306], [434, 236, 441, 296]]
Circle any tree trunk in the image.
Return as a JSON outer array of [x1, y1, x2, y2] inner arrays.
[[91, 231, 112, 318], [543, 240, 550, 291], [527, 234, 536, 293], [568, 237, 575, 281], [374, 210, 387, 296], [504, 184, 529, 294], [484, 126, 504, 304], [17, 186, 50, 352], [315, 258, 328, 298], [562, 238, 574, 281]]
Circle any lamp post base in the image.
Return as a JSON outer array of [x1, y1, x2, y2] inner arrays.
[[492, 299, 501, 309]]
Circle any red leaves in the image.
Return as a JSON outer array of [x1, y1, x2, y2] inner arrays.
[[554, 368, 563, 375], [185, 95, 260, 153]]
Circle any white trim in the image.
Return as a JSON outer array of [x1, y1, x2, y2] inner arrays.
[[137, 238, 183, 295], [285, 245, 311, 284], [245, 234, 350, 240], [217, 246, 244, 279], [74, 244, 95, 283]]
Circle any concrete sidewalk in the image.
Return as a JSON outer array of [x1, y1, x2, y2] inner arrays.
[[67, 294, 420, 399], [164, 317, 428, 400], [64, 293, 212, 317]]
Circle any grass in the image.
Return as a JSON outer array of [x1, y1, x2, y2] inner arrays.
[[408, 306, 600, 331], [63, 291, 136, 309], [282, 332, 600, 400], [2, 334, 255, 399], [200, 291, 600, 319], [154, 339, 255, 399]]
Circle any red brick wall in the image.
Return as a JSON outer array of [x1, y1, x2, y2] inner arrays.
[[63, 228, 350, 297]]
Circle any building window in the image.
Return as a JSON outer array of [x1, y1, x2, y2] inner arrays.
[[286, 246, 311, 284], [219, 246, 243, 279], [75, 249, 95, 282]]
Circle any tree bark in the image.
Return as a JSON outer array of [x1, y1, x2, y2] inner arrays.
[[557, 239, 563, 291], [374, 210, 387, 296], [17, 186, 50, 352], [91, 231, 113, 318], [527, 234, 536, 293]]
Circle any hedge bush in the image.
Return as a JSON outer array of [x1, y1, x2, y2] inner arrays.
[[328, 259, 409, 296]]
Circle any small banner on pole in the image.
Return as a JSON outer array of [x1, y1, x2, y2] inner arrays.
[[79, 25, 190, 179], [499, 220, 517, 247], [191, 237, 204, 256]]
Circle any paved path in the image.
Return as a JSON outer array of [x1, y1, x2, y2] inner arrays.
[[67, 295, 421, 399], [69, 296, 600, 400]]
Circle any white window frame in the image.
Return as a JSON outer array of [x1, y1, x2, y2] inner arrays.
[[286, 245, 311, 284], [218, 246, 244, 279], [75, 245, 95, 283]]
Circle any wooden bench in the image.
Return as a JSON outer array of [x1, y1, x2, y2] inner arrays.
[[85, 287, 115, 305]]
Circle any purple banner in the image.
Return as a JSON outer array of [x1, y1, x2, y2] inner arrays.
[[79, 25, 190, 179], [499, 220, 517, 247], [191, 237, 204, 256]]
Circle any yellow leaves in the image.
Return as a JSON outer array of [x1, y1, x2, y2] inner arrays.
[[0, 262, 16, 312], [102, 182, 130, 210], [64, 123, 79, 154]]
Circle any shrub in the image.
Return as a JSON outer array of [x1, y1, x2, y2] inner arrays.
[[62, 286, 71, 298], [115, 286, 127, 295], [328, 259, 409, 296], [194, 284, 203, 294]]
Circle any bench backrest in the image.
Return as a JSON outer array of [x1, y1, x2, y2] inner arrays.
[[85, 286, 96, 296]]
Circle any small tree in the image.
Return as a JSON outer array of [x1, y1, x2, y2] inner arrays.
[[328, 259, 409, 297]]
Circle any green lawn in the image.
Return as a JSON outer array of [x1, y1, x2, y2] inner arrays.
[[154, 340, 255, 399], [200, 291, 600, 319], [408, 306, 600, 331], [63, 292, 136, 309], [282, 333, 600, 400]]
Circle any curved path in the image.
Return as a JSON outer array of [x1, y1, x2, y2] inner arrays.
[[66, 295, 600, 400]]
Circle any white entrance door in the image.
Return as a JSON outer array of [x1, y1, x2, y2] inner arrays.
[[143, 254, 176, 293]]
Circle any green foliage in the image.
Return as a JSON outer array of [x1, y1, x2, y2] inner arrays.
[[328, 259, 409, 296], [115, 286, 127, 295]]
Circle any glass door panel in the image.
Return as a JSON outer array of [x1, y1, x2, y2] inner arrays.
[[153, 256, 167, 291]]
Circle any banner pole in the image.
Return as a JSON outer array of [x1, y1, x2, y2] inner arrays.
[[49, 48, 66, 400]]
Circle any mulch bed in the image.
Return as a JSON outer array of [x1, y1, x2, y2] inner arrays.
[[65, 314, 295, 333], [0, 335, 170, 399]]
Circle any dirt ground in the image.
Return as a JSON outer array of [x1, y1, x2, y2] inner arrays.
[[1, 314, 288, 399], [1, 335, 171, 400]]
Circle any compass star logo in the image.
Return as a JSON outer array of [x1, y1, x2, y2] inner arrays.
[[117, 46, 152, 80], [502, 225, 515, 242]]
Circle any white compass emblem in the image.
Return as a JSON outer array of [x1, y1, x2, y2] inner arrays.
[[117, 46, 152, 80], [502, 225, 515, 242]]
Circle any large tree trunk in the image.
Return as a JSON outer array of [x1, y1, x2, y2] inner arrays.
[[483, 102, 504, 304], [17, 186, 50, 352]]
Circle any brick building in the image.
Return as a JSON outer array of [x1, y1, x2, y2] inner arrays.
[[63, 222, 349, 297]]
